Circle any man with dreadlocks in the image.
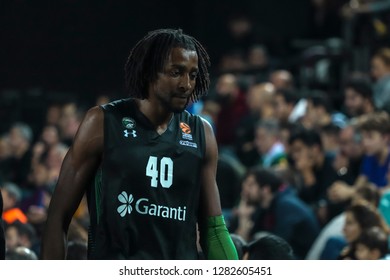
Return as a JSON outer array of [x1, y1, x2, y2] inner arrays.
[[41, 28, 238, 260]]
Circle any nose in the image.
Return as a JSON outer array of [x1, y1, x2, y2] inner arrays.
[[179, 74, 192, 92]]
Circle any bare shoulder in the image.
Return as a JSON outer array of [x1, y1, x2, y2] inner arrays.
[[72, 106, 104, 157], [199, 116, 217, 159], [199, 116, 214, 137], [81, 106, 104, 128]]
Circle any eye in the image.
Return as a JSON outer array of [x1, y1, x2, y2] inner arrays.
[[190, 72, 198, 80], [170, 69, 180, 77]]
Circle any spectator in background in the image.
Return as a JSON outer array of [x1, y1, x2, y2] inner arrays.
[[288, 128, 341, 224], [232, 168, 320, 259], [234, 82, 275, 167], [371, 48, 390, 113], [321, 201, 389, 259], [1, 182, 27, 224], [254, 119, 287, 169], [246, 45, 271, 82], [243, 232, 295, 260], [355, 226, 389, 260], [329, 111, 390, 205], [0, 123, 33, 189], [306, 182, 380, 259], [40, 125, 61, 150], [319, 123, 341, 156], [0, 136, 11, 162], [58, 102, 84, 146], [5, 246, 38, 260], [341, 0, 390, 50], [303, 90, 347, 130], [30, 124, 62, 170], [5, 221, 38, 254], [332, 124, 364, 187], [22, 163, 53, 238], [212, 73, 248, 153], [343, 74, 376, 118], [45, 143, 69, 185], [246, 83, 275, 119], [66, 240, 88, 260], [269, 70, 295, 90], [273, 89, 299, 125], [45, 103, 63, 127]]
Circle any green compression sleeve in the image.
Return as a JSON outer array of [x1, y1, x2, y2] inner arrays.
[[200, 215, 238, 260]]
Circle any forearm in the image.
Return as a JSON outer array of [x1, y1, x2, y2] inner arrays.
[[200, 215, 238, 260], [41, 218, 68, 259]]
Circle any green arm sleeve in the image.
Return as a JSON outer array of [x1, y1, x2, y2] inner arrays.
[[200, 215, 238, 260]]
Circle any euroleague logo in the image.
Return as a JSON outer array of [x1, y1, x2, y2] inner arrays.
[[179, 122, 197, 148], [180, 122, 191, 134]]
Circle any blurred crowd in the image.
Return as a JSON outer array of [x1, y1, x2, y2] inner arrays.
[[2, 0, 390, 260]]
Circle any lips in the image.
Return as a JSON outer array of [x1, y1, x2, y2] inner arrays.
[[174, 94, 190, 99]]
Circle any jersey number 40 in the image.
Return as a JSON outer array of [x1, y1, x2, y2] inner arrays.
[[146, 156, 173, 188]]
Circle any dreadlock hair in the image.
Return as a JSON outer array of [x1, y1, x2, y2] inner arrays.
[[124, 28, 210, 102]]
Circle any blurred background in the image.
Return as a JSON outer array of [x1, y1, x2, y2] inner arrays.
[[0, 0, 360, 136]]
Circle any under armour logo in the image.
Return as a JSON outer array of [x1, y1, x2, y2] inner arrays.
[[124, 129, 137, 138]]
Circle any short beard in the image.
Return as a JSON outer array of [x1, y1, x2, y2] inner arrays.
[[159, 95, 189, 113]]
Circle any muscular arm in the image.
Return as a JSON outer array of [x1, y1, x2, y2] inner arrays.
[[199, 119, 222, 218], [41, 106, 104, 259], [198, 118, 238, 260]]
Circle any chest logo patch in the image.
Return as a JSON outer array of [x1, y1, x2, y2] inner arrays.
[[117, 191, 187, 221], [117, 191, 134, 217], [122, 117, 136, 129], [180, 122, 193, 141], [180, 122, 191, 134], [124, 129, 137, 138]]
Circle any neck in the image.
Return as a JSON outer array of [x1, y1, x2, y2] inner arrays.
[[137, 99, 174, 133]]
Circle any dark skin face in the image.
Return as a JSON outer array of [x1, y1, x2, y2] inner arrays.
[[151, 47, 198, 113], [139, 47, 199, 133]]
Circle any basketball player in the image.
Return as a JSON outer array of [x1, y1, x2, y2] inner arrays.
[[41, 29, 238, 260]]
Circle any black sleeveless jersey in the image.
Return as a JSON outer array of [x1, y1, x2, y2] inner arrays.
[[87, 98, 206, 259]]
